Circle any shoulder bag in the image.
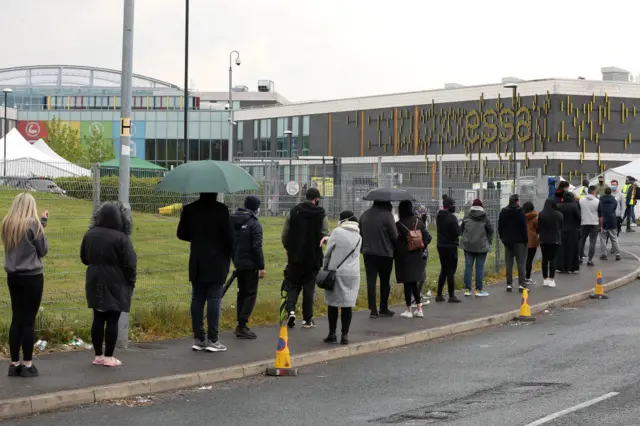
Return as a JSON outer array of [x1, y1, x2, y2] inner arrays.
[[316, 237, 361, 291]]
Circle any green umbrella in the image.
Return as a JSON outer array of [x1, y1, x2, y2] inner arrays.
[[155, 160, 259, 194]]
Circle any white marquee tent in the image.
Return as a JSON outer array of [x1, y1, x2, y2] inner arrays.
[[589, 158, 640, 186], [0, 129, 90, 178]]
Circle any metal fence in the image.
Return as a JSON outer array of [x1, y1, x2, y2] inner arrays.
[[0, 157, 548, 336]]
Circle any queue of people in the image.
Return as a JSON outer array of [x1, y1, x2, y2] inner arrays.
[[4, 177, 633, 378]]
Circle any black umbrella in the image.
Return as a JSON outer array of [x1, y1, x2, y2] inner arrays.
[[363, 187, 415, 202]]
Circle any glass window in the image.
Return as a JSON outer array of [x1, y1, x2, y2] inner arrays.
[[146, 121, 156, 138], [156, 140, 167, 161], [302, 116, 310, 135], [211, 140, 222, 161], [237, 122, 243, 140], [188, 120, 199, 139], [145, 110, 156, 121], [145, 139, 156, 161], [166, 120, 178, 138], [292, 116, 300, 156], [178, 139, 185, 163], [167, 139, 177, 161], [157, 121, 167, 139], [157, 111, 168, 121], [188, 139, 199, 161], [211, 120, 222, 139], [200, 140, 210, 160], [199, 121, 210, 139], [302, 135, 310, 156]]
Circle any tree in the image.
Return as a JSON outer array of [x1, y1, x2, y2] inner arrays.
[[82, 125, 115, 164], [46, 117, 84, 164]]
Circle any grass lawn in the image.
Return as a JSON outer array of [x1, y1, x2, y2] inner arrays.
[[0, 190, 509, 350]]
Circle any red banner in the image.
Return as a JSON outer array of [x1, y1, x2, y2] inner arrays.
[[17, 121, 49, 142]]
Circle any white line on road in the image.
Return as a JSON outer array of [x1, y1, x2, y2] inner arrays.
[[525, 392, 619, 426]]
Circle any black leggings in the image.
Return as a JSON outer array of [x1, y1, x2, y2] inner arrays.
[[526, 247, 537, 279], [540, 244, 559, 279], [91, 310, 121, 357], [327, 306, 352, 335], [404, 282, 421, 306], [437, 247, 458, 297], [8, 274, 44, 363]]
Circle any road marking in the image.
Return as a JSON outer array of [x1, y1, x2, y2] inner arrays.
[[525, 392, 619, 426]]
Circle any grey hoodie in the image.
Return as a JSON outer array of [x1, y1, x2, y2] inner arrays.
[[4, 218, 48, 275], [460, 206, 494, 253], [579, 194, 602, 226]]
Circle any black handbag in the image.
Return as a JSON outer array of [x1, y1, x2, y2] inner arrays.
[[316, 238, 361, 290]]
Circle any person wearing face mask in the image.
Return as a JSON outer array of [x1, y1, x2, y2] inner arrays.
[[230, 195, 265, 339], [435, 197, 462, 303], [498, 194, 529, 292], [281, 188, 330, 329], [595, 175, 609, 198]]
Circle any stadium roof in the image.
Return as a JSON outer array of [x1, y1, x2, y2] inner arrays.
[[0, 65, 179, 89]]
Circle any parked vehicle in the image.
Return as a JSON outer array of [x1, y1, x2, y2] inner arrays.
[[0, 177, 66, 195]]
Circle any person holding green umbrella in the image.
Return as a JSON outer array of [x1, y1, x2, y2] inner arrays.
[[177, 192, 234, 353]]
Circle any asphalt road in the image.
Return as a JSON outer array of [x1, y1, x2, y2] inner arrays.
[[7, 275, 640, 425]]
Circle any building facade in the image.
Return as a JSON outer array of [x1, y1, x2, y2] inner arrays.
[[235, 76, 640, 183], [1, 65, 286, 170]]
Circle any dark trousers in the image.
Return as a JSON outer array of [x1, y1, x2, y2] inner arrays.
[[579, 225, 599, 261], [91, 310, 121, 357], [526, 247, 537, 279], [7, 274, 43, 363], [403, 282, 421, 307], [327, 306, 353, 335], [505, 243, 527, 286], [625, 205, 636, 228], [191, 280, 223, 342], [285, 264, 318, 322], [363, 254, 393, 313], [540, 244, 559, 279], [437, 247, 458, 297], [236, 270, 259, 327]]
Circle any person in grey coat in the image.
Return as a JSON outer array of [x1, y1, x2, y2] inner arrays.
[[460, 199, 493, 297], [322, 211, 362, 345], [395, 201, 432, 319]]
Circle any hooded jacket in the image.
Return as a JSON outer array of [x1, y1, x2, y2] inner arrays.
[[460, 206, 493, 253], [579, 194, 602, 226], [283, 201, 327, 269], [436, 208, 461, 248], [525, 211, 539, 248], [231, 208, 264, 270], [558, 193, 582, 230], [359, 203, 398, 257], [177, 194, 233, 283], [599, 194, 618, 230], [81, 202, 137, 312], [537, 198, 563, 245], [498, 204, 528, 246]]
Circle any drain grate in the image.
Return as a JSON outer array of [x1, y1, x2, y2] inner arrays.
[[372, 382, 569, 424]]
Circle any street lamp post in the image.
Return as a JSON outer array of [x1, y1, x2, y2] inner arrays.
[[228, 50, 241, 162], [504, 83, 518, 186], [284, 129, 293, 180], [3, 88, 13, 177], [183, 0, 189, 164]]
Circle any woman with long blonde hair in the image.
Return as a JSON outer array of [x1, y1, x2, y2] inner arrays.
[[2, 193, 49, 378]]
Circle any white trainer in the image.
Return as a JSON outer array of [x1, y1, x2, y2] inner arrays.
[[400, 310, 414, 318]]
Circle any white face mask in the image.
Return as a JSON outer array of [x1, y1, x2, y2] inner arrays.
[[255, 208, 260, 216]]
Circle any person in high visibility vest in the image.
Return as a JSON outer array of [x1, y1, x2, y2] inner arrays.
[[579, 179, 590, 197], [625, 178, 639, 232], [622, 176, 635, 226]]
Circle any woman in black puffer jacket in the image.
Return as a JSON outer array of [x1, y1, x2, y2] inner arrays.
[[81, 202, 137, 368]]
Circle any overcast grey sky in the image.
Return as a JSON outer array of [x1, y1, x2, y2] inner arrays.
[[4, 0, 639, 101]]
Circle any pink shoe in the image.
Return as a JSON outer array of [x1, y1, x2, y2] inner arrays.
[[103, 358, 122, 367], [92, 357, 105, 365]]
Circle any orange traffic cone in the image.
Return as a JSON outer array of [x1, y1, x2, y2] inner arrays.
[[265, 324, 299, 376], [589, 270, 608, 300], [517, 288, 535, 322]]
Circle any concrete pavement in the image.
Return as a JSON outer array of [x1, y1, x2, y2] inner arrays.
[[9, 270, 640, 425], [0, 234, 639, 420]]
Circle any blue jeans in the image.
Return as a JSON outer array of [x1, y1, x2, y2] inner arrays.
[[463, 251, 487, 291], [191, 281, 223, 342]]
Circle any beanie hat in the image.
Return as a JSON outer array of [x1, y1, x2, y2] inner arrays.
[[443, 197, 455, 209], [244, 195, 261, 212], [472, 199, 483, 207]]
